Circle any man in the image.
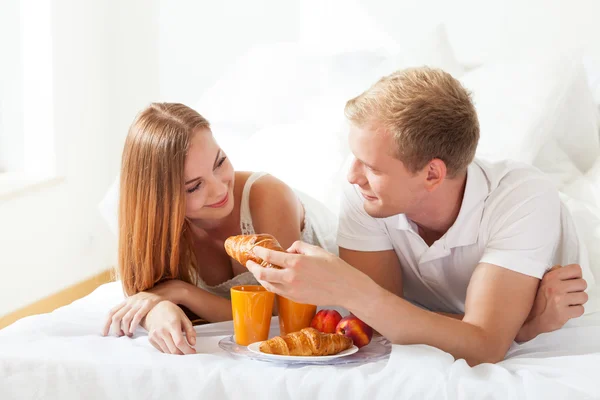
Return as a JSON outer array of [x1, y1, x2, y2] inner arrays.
[[247, 67, 589, 366]]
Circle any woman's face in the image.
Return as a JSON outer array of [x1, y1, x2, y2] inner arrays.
[[183, 128, 235, 222]]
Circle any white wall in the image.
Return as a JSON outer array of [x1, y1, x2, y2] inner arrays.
[[158, 0, 600, 119], [0, 0, 160, 317], [0, 1, 24, 172], [360, 0, 600, 65], [158, 0, 301, 104]]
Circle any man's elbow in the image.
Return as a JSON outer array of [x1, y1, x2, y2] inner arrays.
[[465, 351, 505, 367], [464, 342, 509, 367]]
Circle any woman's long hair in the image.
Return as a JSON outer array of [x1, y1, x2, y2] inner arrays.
[[118, 103, 208, 295]]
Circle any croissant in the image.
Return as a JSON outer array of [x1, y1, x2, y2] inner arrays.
[[259, 327, 353, 356], [224, 234, 284, 269]]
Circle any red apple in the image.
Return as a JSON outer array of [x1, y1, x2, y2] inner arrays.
[[310, 309, 343, 334], [335, 315, 373, 348]]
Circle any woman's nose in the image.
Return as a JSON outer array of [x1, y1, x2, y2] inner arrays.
[[207, 174, 228, 197]]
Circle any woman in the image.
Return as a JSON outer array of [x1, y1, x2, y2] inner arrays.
[[102, 103, 335, 355]]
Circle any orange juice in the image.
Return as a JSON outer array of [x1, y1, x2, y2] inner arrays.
[[276, 295, 317, 336], [230, 285, 275, 346]]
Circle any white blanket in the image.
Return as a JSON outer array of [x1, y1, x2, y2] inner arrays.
[[1, 282, 599, 400]]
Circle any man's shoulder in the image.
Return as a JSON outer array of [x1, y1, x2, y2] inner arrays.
[[476, 158, 559, 219], [476, 158, 556, 199]]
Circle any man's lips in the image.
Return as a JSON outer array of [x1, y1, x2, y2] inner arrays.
[[360, 191, 377, 201]]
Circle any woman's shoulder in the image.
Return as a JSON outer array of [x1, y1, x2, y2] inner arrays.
[[247, 173, 302, 222]]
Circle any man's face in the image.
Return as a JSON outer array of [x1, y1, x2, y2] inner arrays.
[[347, 123, 428, 218]]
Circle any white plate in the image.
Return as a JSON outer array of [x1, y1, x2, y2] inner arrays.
[[247, 341, 359, 361]]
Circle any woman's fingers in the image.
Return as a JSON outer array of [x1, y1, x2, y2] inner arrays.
[[182, 317, 197, 347], [102, 302, 126, 336], [121, 307, 139, 337], [161, 331, 184, 355], [150, 335, 169, 353], [107, 304, 132, 337], [170, 326, 195, 355], [128, 303, 154, 335]]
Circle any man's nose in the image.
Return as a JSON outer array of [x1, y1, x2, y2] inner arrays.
[[347, 158, 366, 186]]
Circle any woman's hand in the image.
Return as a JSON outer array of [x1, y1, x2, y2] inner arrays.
[[103, 291, 164, 337], [145, 301, 197, 355], [102, 280, 184, 337]]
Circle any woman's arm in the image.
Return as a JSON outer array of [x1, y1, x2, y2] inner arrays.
[[247, 174, 304, 250], [153, 279, 233, 322]]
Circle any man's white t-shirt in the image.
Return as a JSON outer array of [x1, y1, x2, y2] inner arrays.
[[337, 158, 589, 314]]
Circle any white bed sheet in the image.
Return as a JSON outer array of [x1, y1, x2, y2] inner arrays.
[[1, 281, 599, 400]]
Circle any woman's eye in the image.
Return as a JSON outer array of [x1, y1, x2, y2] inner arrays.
[[186, 182, 202, 194], [216, 156, 227, 168]]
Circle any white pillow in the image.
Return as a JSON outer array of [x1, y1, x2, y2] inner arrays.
[[195, 43, 329, 129], [226, 118, 349, 215], [559, 189, 600, 288], [196, 22, 464, 136], [460, 56, 600, 172], [313, 24, 464, 106], [582, 52, 600, 107], [533, 140, 583, 190]]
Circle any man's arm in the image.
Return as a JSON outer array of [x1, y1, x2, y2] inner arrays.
[[340, 247, 466, 320], [250, 243, 537, 366], [347, 184, 562, 364], [345, 262, 538, 366], [339, 247, 403, 297]]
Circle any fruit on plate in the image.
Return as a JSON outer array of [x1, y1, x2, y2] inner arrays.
[[335, 314, 374, 348], [310, 309, 343, 334]]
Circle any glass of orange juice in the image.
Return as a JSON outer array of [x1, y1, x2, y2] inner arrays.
[[276, 295, 317, 336], [230, 285, 275, 346]]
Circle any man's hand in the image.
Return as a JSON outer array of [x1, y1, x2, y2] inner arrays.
[[247, 241, 373, 306], [516, 264, 587, 342]]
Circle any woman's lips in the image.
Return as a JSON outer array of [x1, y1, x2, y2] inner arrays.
[[206, 192, 229, 208]]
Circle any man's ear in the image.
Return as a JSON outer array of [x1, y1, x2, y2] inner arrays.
[[424, 159, 447, 192]]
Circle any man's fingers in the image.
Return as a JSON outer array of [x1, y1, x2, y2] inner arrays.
[[556, 264, 583, 280], [254, 278, 283, 296], [286, 240, 323, 256], [560, 278, 588, 293], [251, 246, 299, 269], [568, 305, 585, 319], [565, 292, 589, 306], [246, 260, 286, 283]]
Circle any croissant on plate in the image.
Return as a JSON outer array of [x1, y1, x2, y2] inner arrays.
[[224, 234, 284, 269], [259, 327, 353, 356]]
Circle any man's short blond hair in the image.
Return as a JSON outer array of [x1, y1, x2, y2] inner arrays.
[[345, 67, 479, 177]]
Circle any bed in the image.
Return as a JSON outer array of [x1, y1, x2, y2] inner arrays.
[[1, 281, 599, 399], [3, 24, 600, 400]]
